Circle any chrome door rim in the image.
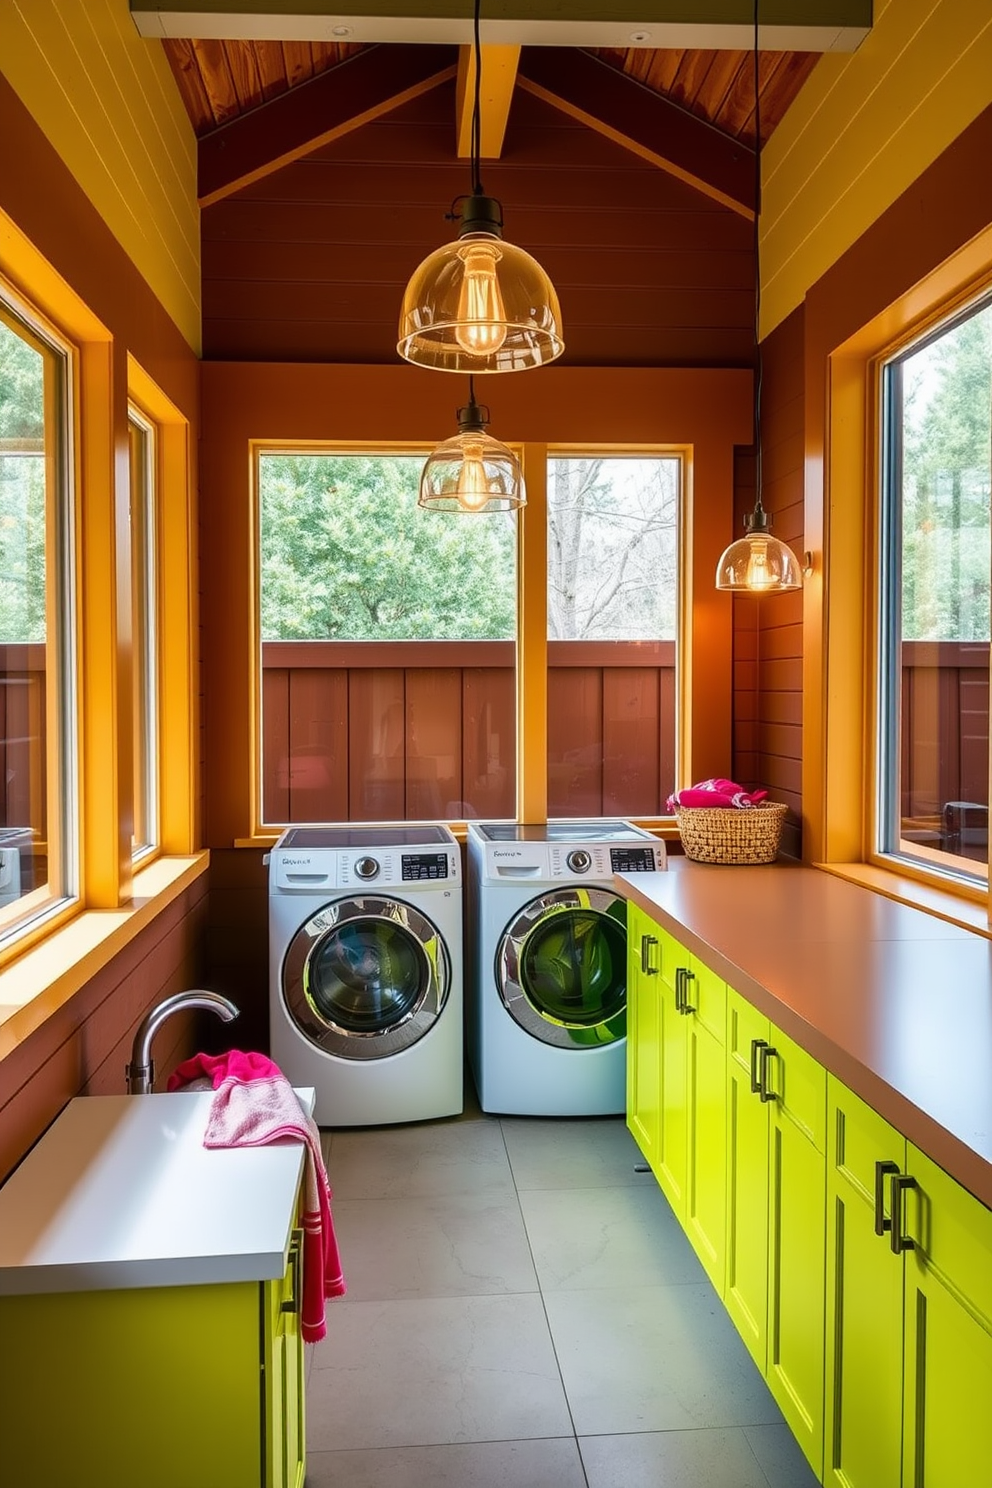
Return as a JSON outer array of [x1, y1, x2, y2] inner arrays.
[[495, 886, 627, 1049], [282, 895, 450, 1060]]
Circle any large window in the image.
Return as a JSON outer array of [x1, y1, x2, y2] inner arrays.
[[547, 454, 679, 818], [878, 294, 992, 880], [258, 451, 517, 824], [0, 295, 74, 938], [256, 446, 682, 827]]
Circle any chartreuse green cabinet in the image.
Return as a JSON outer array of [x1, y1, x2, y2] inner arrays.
[[725, 988, 826, 1477], [627, 906, 992, 1487], [625, 913, 726, 1290], [0, 1231, 307, 1488], [825, 1079, 992, 1488]]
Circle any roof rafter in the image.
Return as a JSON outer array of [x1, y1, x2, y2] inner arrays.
[[516, 47, 756, 218], [198, 41, 457, 205]]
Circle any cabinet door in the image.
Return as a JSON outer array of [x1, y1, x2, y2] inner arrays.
[[655, 924, 689, 1217], [265, 1228, 307, 1488], [825, 1078, 905, 1488], [0, 1281, 264, 1488], [626, 903, 662, 1176], [725, 988, 771, 1367], [901, 1145, 992, 1488], [766, 1027, 826, 1478], [684, 956, 727, 1291]]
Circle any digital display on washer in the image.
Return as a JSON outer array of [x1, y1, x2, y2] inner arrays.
[[611, 846, 657, 873], [402, 852, 449, 880]]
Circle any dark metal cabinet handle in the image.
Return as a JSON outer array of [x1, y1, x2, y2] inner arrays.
[[640, 933, 658, 975], [281, 1227, 304, 1314], [681, 969, 696, 1016], [874, 1160, 900, 1236], [758, 1044, 777, 1101], [750, 1038, 769, 1094], [675, 966, 685, 1011], [890, 1173, 918, 1254]]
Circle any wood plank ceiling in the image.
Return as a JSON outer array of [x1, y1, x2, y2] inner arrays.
[[163, 38, 818, 149]]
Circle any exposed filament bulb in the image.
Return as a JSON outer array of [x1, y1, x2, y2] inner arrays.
[[454, 240, 508, 356]]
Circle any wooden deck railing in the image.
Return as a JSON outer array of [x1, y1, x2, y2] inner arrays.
[[261, 639, 677, 823], [0, 643, 45, 835], [900, 641, 989, 816]]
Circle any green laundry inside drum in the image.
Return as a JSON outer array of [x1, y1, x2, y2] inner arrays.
[[519, 908, 627, 1040], [307, 919, 424, 1032]]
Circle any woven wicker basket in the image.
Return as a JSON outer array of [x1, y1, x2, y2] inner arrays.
[[674, 801, 789, 865]]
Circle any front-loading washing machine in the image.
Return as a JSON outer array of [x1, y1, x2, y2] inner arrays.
[[466, 820, 666, 1116], [269, 824, 462, 1126]]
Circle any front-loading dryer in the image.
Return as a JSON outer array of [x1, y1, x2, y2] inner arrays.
[[466, 821, 666, 1116], [269, 824, 462, 1126]]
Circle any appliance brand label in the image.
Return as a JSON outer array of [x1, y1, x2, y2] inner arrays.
[[493, 849, 526, 858], [280, 855, 313, 867]]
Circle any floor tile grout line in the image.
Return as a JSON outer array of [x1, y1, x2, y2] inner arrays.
[[497, 1112, 593, 1488]]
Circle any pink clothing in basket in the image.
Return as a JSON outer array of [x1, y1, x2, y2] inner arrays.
[[167, 1050, 345, 1342]]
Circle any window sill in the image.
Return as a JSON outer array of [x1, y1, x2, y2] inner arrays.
[[815, 860, 990, 938], [0, 852, 210, 1060]]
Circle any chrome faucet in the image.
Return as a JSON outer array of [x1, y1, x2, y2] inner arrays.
[[126, 990, 239, 1094]]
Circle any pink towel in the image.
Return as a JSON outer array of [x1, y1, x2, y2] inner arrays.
[[667, 777, 769, 811], [167, 1050, 345, 1342]]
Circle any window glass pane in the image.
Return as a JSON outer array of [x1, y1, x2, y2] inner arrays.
[[881, 298, 992, 874], [258, 452, 517, 824], [0, 302, 71, 929], [128, 411, 157, 857], [546, 455, 679, 817]]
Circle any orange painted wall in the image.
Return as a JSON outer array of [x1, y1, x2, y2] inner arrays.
[[737, 100, 992, 862], [199, 361, 752, 849], [0, 75, 204, 1173]]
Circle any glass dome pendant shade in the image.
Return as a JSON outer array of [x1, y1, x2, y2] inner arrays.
[[418, 388, 525, 513], [398, 192, 564, 374], [715, 502, 803, 592], [714, 4, 802, 597]]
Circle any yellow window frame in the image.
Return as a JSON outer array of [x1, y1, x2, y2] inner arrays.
[[811, 222, 992, 928], [249, 438, 694, 838], [0, 209, 205, 1052]]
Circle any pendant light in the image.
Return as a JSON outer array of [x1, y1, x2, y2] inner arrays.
[[715, 6, 803, 594], [397, 0, 563, 374], [418, 378, 525, 513]]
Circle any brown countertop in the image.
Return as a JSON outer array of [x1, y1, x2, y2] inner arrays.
[[619, 859, 992, 1210]]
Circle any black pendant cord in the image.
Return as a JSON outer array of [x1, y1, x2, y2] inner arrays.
[[471, 0, 484, 197], [752, 0, 765, 527]]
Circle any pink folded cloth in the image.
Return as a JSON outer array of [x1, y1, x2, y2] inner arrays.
[[167, 1050, 345, 1342], [667, 777, 769, 811]]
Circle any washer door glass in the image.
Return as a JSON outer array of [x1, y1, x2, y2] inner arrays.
[[283, 896, 449, 1060], [497, 888, 627, 1049]]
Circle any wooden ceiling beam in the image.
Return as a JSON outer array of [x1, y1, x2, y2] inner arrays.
[[516, 47, 755, 218], [132, 3, 872, 52], [198, 41, 456, 205], [455, 44, 520, 160]]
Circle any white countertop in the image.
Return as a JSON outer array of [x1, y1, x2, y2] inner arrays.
[[0, 1090, 315, 1295]]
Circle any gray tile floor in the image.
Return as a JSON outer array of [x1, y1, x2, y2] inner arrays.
[[309, 1087, 821, 1488]]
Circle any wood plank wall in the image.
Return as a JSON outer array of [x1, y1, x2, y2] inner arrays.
[[0, 877, 208, 1184], [732, 306, 804, 859], [201, 81, 754, 366]]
